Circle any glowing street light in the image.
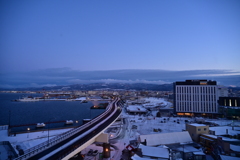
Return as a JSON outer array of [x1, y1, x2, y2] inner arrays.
[[27, 128, 30, 138]]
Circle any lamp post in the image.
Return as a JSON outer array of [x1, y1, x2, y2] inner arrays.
[[90, 108, 92, 119], [8, 110, 11, 137], [183, 144, 184, 160], [75, 120, 79, 128], [48, 118, 55, 146], [27, 128, 30, 138]]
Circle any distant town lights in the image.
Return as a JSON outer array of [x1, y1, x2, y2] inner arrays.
[[76, 120, 78, 123], [27, 128, 30, 131]]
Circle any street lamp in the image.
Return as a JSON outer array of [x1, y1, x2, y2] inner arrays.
[[75, 120, 79, 128], [27, 128, 30, 138], [48, 118, 55, 146]]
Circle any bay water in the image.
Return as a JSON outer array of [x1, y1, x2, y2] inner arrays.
[[0, 93, 105, 133]]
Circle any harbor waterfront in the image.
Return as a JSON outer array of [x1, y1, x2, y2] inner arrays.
[[0, 93, 106, 133]]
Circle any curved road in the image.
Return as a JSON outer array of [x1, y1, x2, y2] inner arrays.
[[16, 98, 122, 160]]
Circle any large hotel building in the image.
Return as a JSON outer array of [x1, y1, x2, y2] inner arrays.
[[173, 80, 218, 117]]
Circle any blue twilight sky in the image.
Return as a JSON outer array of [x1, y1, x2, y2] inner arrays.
[[0, 0, 240, 88]]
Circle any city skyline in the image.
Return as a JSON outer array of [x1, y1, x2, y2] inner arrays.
[[1, 0, 240, 88]]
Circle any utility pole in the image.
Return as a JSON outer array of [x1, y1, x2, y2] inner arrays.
[[8, 110, 11, 136], [8, 110, 11, 126], [48, 118, 55, 146]]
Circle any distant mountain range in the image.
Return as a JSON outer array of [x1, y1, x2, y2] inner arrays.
[[1, 83, 240, 93], [1, 69, 240, 89], [0, 83, 174, 91]]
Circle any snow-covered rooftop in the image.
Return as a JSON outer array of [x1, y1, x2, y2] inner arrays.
[[220, 155, 240, 160], [202, 134, 240, 142], [131, 154, 152, 160], [230, 144, 240, 152], [193, 151, 205, 155], [209, 126, 240, 136], [189, 123, 207, 127], [176, 145, 200, 153], [205, 119, 240, 126], [139, 131, 192, 146], [139, 144, 169, 159], [127, 105, 147, 112]]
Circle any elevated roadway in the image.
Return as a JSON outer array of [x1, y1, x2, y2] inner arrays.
[[14, 98, 123, 160]]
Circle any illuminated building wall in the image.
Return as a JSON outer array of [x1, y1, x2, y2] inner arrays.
[[173, 80, 218, 115]]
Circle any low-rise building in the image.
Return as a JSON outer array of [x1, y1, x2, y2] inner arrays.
[[209, 126, 240, 138], [186, 124, 209, 142], [138, 132, 206, 160], [199, 134, 240, 157], [139, 131, 192, 146], [193, 125, 240, 158], [167, 143, 205, 160]]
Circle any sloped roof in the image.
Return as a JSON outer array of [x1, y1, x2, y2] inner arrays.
[[131, 154, 152, 160], [210, 126, 240, 136], [138, 144, 169, 159], [230, 144, 240, 152], [139, 131, 192, 146], [220, 155, 240, 160]]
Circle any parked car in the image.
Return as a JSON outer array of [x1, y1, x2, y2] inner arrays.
[[87, 149, 93, 156], [92, 150, 98, 156]]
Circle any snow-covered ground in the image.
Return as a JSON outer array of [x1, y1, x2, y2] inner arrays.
[[141, 97, 173, 109], [0, 128, 71, 149], [0, 128, 72, 160], [1, 97, 240, 160]]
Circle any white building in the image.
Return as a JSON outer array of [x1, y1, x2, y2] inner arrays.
[[126, 105, 148, 114], [217, 86, 228, 98], [174, 80, 218, 116], [139, 131, 192, 146]]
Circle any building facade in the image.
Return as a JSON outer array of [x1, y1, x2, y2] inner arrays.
[[173, 80, 218, 116], [186, 123, 209, 142], [218, 97, 240, 119]]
